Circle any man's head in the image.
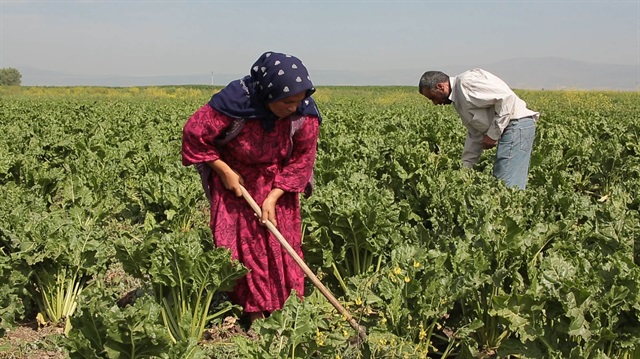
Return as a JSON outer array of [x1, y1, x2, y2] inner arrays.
[[418, 71, 452, 105]]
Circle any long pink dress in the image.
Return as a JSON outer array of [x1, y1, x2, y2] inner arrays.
[[181, 104, 319, 313]]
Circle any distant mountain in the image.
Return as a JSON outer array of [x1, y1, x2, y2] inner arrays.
[[18, 66, 244, 87], [475, 57, 639, 91], [16, 57, 640, 90], [313, 57, 639, 90]]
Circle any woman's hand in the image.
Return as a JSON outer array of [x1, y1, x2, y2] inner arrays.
[[260, 188, 284, 228], [208, 160, 244, 197]]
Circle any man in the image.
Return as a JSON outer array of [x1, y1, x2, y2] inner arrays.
[[419, 69, 539, 189]]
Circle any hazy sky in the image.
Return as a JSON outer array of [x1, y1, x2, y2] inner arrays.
[[1, 0, 639, 78]]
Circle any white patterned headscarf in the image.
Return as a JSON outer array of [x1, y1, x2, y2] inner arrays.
[[208, 51, 321, 130]]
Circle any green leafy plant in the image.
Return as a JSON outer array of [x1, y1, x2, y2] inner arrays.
[[66, 287, 173, 359], [305, 172, 405, 294], [115, 231, 247, 345], [233, 291, 364, 359], [2, 88, 640, 357]]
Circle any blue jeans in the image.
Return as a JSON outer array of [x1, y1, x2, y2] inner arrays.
[[493, 117, 536, 189]]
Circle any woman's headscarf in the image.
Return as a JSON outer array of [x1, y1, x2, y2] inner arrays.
[[208, 51, 321, 131]]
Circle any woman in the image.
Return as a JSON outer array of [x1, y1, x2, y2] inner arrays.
[[181, 51, 321, 323]]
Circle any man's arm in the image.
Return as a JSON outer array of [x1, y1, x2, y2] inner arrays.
[[465, 82, 517, 141], [461, 128, 484, 167], [485, 93, 517, 141]]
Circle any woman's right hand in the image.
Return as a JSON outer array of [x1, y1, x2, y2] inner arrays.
[[208, 160, 244, 197]]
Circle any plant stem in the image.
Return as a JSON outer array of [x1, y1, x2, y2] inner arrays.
[[332, 262, 348, 294]]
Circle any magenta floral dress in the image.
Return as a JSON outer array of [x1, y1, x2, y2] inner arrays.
[[182, 104, 319, 313]]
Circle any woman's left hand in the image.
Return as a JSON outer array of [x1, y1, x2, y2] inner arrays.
[[260, 188, 285, 228]]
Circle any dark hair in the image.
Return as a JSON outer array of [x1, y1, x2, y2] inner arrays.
[[418, 71, 449, 93]]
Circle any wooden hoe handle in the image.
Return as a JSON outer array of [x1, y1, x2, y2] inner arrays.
[[240, 185, 366, 340]]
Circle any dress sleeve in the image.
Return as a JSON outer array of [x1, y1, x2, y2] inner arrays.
[[181, 104, 234, 166], [273, 116, 320, 193]]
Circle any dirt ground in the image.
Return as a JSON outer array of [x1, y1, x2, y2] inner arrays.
[[0, 316, 258, 359], [0, 322, 65, 359], [202, 316, 259, 342], [0, 261, 260, 358]]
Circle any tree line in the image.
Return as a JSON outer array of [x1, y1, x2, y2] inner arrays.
[[0, 68, 22, 86]]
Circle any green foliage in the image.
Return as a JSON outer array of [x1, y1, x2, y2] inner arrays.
[[233, 291, 364, 359], [1, 88, 640, 357], [307, 89, 640, 357], [0, 242, 29, 330], [305, 172, 407, 293], [0, 182, 110, 333], [66, 288, 173, 359], [0, 68, 21, 86], [115, 231, 247, 345]]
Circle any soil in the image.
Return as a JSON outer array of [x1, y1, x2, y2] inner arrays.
[[202, 316, 260, 342], [0, 257, 258, 358], [0, 315, 259, 359], [0, 322, 65, 359]]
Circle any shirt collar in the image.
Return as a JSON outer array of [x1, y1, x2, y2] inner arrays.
[[448, 76, 457, 103]]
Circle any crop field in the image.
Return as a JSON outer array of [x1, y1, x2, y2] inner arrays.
[[1, 85, 639, 358]]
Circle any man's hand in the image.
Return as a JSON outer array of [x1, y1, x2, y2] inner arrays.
[[482, 134, 498, 149]]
